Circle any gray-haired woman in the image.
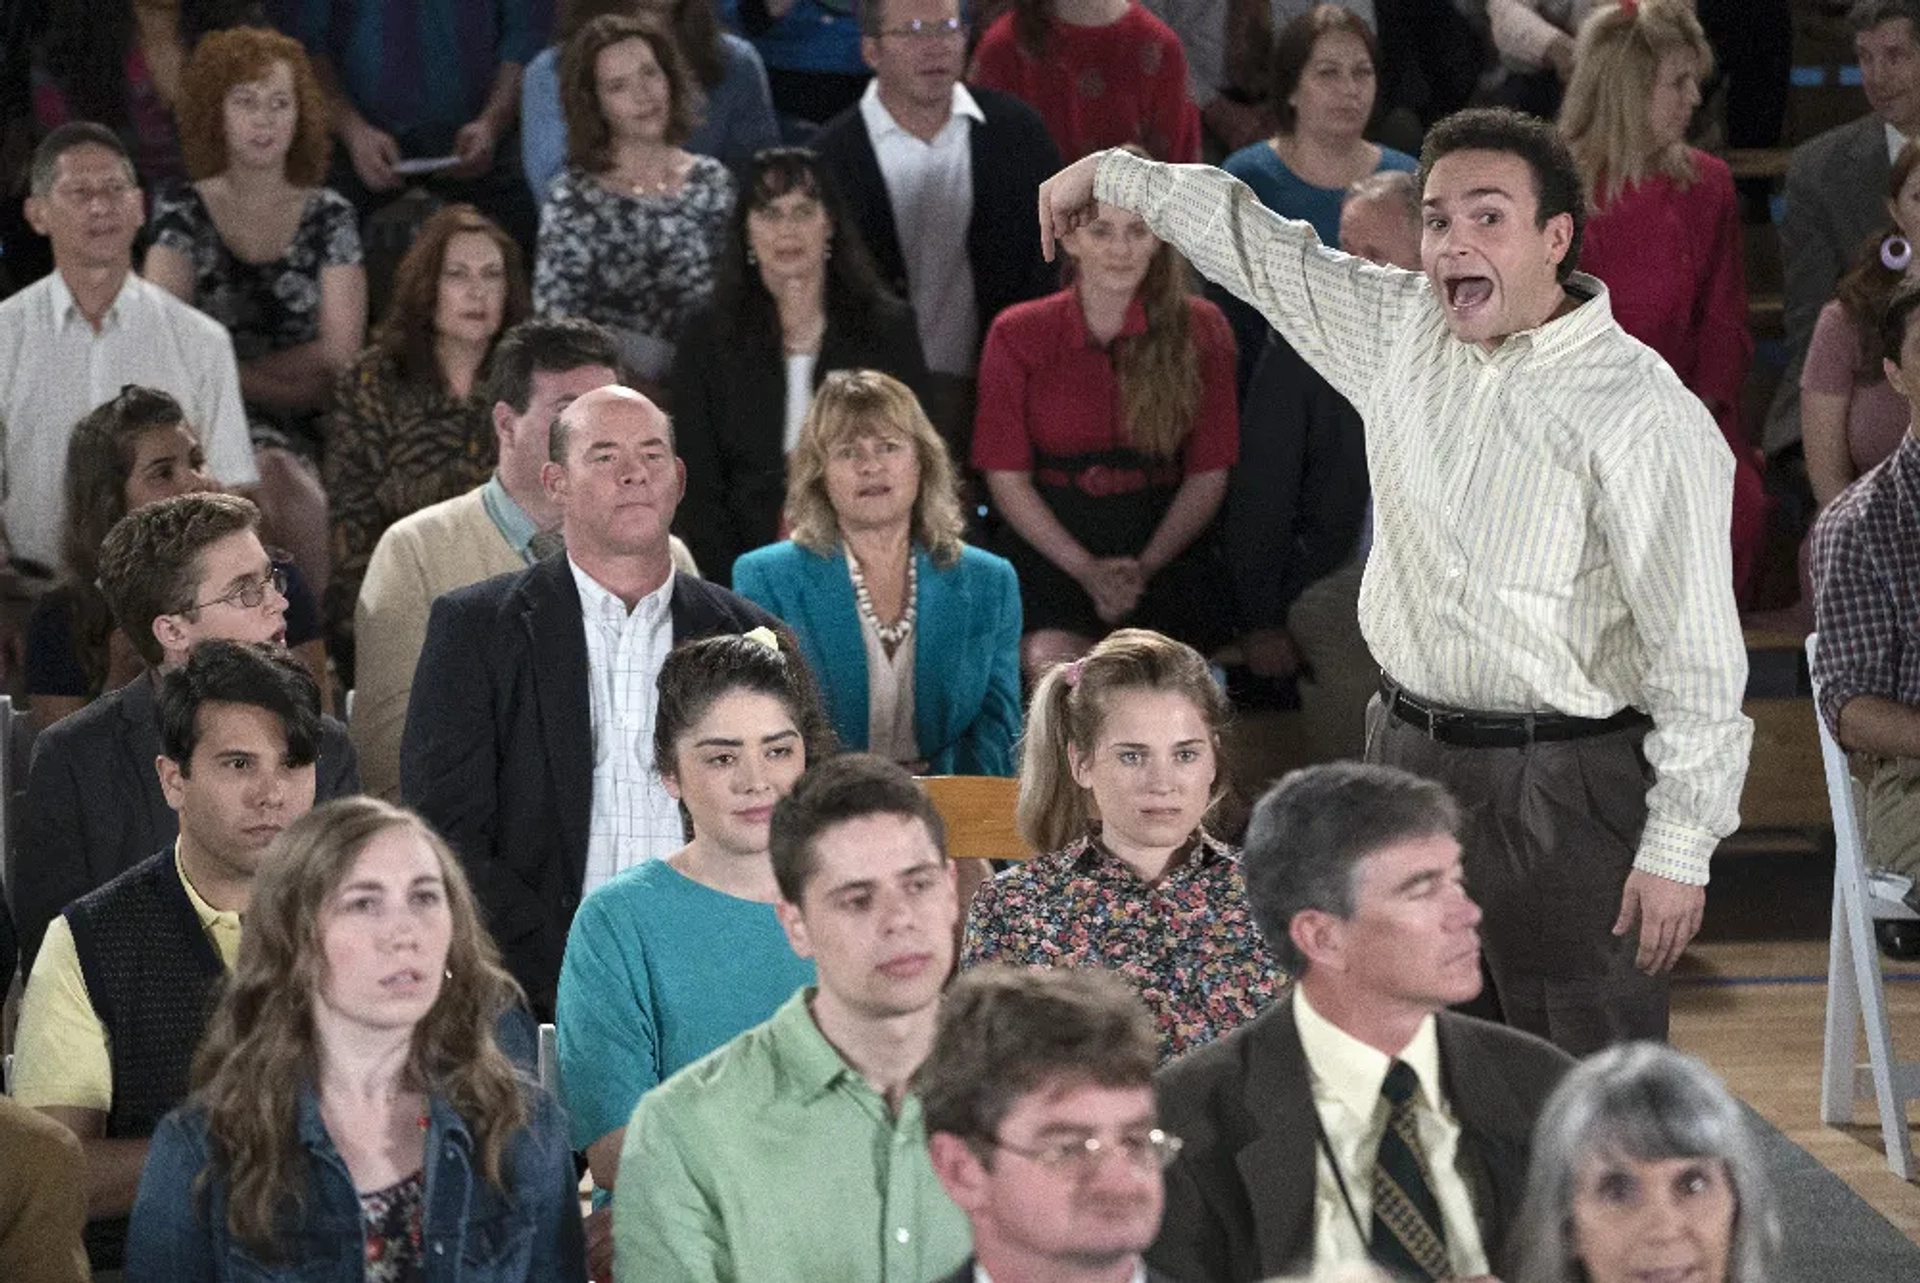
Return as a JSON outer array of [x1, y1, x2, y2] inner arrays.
[[1512, 1042, 1780, 1283]]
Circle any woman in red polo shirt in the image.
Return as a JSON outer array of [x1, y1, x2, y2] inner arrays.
[[971, 194, 1237, 682]]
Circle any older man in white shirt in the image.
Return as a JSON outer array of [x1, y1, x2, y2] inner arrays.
[[0, 123, 254, 574], [1038, 106, 1752, 1057]]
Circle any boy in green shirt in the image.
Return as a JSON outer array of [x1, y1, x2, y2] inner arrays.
[[614, 754, 973, 1282]]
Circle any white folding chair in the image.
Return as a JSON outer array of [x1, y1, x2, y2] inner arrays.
[[1810, 634, 1920, 1179], [537, 1022, 559, 1098], [342, 688, 355, 728]]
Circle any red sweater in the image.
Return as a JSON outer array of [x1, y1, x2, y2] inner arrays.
[[969, 4, 1201, 163], [1580, 150, 1767, 603]]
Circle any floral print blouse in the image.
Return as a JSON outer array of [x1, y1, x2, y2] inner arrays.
[[532, 159, 734, 378], [961, 829, 1287, 1061], [360, 1170, 425, 1282]]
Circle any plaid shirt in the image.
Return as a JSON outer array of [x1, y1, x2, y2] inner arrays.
[[1811, 431, 1920, 735]]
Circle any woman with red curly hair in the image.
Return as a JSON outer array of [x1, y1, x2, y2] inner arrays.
[[145, 24, 366, 602]]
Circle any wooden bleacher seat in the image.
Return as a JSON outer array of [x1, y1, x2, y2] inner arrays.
[[916, 775, 1029, 917]]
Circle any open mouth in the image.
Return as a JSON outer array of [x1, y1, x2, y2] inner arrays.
[[1444, 276, 1493, 311], [381, 968, 427, 991], [856, 485, 891, 498]]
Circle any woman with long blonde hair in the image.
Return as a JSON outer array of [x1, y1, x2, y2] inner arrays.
[[962, 628, 1283, 1061], [125, 797, 583, 1279], [734, 370, 1023, 773], [1559, 0, 1766, 604], [972, 183, 1238, 681]]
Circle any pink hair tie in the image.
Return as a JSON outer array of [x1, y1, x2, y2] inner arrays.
[[1063, 658, 1087, 689], [1618, 0, 1638, 15]]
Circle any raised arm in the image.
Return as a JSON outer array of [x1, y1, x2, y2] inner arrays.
[[1040, 149, 1420, 405]]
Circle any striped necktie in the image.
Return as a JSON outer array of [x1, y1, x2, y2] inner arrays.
[[1370, 1058, 1450, 1279]]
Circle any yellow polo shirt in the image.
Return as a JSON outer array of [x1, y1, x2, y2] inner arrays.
[[11, 847, 242, 1112]]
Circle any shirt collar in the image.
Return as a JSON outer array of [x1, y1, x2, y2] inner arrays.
[[46, 269, 134, 333], [567, 555, 674, 624], [481, 474, 542, 559], [770, 987, 859, 1100], [1293, 986, 1444, 1119], [859, 79, 984, 143], [1890, 121, 1910, 164], [1061, 288, 1150, 350], [1074, 828, 1225, 880], [174, 841, 243, 935], [1463, 271, 1614, 366]]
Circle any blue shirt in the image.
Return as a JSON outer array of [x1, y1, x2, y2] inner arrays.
[[717, 0, 865, 75], [270, 0, 550, 139], [519, 34, 779, 198], [555, 859, 815, 1154], [1221, 140, 1417, 247]]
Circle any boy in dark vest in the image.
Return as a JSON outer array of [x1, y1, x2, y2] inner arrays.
[[11, 640, 321, 1270]]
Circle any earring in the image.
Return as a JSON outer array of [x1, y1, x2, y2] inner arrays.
[[1884, 233, 1912, 273], [444, 967, 453, 980], [746, 247, 758, 266]]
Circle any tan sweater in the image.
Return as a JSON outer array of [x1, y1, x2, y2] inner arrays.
[[351, 484, 697, 800]]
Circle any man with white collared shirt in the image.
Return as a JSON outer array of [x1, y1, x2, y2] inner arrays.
[[1150, 763, 1573, 1282], [1769, 0, 1920, 454], [813, 0, 1059, 453], [402, 385, 777, 1019], [1039, 107, 1752, 1057], [0, 123, 255, 575]]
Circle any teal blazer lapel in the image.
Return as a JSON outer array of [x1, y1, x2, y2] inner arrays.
[[795, 547, 871, 750], [913, 546, 971, 770]]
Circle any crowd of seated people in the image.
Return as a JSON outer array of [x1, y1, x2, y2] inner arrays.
[[0, 0, 1909, 1277]]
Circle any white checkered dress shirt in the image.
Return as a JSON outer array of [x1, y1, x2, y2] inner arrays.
[[1093, 149, 1751, 884], [569, 559, 683, 892]]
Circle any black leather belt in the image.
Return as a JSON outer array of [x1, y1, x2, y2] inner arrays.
[[1380, 676, 1651, 748]]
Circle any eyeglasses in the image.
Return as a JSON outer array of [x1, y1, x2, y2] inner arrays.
[[51, 180, 135, 209], [988, 1129, 1183, 1174], [185, 565, 288, 613], [880, 16, 966, 38]]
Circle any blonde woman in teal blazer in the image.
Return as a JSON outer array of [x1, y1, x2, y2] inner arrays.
[[732, 370, 1023, 776]]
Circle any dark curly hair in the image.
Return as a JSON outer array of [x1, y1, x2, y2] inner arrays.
[[1419, 106, 1587, 285], [175, 25, 331, 184]]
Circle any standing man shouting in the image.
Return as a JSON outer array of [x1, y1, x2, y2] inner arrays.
[[1036, 108, 1751, 1055]]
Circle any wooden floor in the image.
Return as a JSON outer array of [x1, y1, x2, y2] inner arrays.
[[1673, 938, 1920, 1245]]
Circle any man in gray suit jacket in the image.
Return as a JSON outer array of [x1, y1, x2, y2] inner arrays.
[[14, 494, 359, 979], [1148, 763, 1573, 1283], [1768, 0, 1920, 454]]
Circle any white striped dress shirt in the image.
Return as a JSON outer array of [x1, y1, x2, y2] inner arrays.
[[570, 559, 684, 893], [1094, 150, 1751, 884]]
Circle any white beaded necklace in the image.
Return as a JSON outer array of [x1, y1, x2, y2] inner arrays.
[[848, 550, 917, 650]]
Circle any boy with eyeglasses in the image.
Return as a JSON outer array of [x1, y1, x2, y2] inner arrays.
[[921, 964, 1181, 1283], [16, 492, 359, 979]]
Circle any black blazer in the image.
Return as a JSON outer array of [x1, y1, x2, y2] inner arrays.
[[13, 674, 360, 979], [1225, 331, 1370, 634], [811, 86, 1062, 354], [398, 555, 778, 1018], [670, 295, 931, 585], [1146, 999, 1573, 1283]]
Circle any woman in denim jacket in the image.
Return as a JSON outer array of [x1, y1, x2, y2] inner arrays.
[[126, 797, 586, 1281]]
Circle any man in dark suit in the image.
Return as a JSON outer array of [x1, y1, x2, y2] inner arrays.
[[402, 386, 777, 1018], [922, 965, 1181, 1283], [1148, 762, 1574, 1283], [15, 493, 359, 980], [1767, 0, 1920, 455], [811, 0, 1060, 456]]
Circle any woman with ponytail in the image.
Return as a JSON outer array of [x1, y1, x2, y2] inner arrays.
[[971, 172, 1238, 683], [961, 628, 1283, 1061]]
